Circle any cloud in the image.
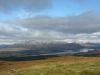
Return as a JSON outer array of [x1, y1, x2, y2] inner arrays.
[[0, 0, 52, 13], [1, 11, 100, 43], [6, 11, 100, 34]]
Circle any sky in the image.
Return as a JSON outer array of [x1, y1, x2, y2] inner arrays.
[[0, 0, 100, 44]]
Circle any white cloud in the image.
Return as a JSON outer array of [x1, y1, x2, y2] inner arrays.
[[1, 11, 100, 44]]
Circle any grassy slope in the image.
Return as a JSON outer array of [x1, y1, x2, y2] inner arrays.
[[0, 56, 100, 75]]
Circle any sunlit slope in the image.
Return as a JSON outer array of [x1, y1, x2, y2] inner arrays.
[[0, 56, 100, 75]]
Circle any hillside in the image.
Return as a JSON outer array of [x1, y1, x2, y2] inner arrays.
[[0, 42, 100, 58], [0, 56, 100, 75], [75, 50, 100, 57], [0, 42, 84, 57]]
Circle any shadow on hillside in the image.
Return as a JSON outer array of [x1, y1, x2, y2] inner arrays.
[[0, 55, 58, 61]]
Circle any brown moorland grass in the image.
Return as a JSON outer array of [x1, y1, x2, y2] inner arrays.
[[0, 56, 100, 72]]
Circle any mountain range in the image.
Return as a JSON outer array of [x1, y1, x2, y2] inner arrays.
[[0, 41, 100, 57]]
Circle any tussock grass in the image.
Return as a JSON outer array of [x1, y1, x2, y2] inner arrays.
[[19, 62, 100, 75], [0, 56, 100, 75]]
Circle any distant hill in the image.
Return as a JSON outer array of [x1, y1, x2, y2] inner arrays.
[[75, 50, 100, 57], [0, 41, 100, 57], [0, 41, 84, 57]]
